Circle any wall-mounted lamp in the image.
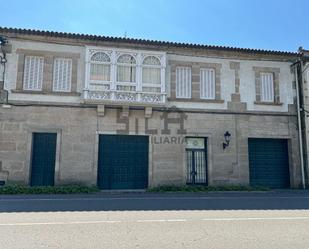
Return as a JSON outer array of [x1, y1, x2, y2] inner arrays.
[[223, 131, 231, 149]]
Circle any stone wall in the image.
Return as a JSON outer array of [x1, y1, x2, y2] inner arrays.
[[0, 105, 97, 185], [0, 105, 302, 188]]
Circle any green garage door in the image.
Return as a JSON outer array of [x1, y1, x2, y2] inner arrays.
[[97, 135, 149, 190], [248, 138, 290, 188], [30, 133, 57, 186]]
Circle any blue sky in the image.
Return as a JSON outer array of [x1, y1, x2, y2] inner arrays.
[[1, 0, 308, 52]]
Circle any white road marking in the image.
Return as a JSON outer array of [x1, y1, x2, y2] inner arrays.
[[0, 220, 122, 226], [137, 219, 187, 223], [201, 216, 309, 221], [0, 217, 309, 226]]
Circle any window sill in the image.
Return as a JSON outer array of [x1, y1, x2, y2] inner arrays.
[[168, 98, 224, 103], [11, 90, 81, 96], [254, 101, 283, 106]]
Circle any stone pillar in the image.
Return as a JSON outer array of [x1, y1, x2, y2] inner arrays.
[[228, 61, 247, 112]]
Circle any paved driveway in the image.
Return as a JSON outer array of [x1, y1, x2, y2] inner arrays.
[[0, 191, 309, 248]]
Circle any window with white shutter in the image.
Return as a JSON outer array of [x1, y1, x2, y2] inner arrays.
[[176, 67, 191, 98], [53, 58, 72, 92], [200, 68, 215, 99], [23, 56, 44, 91], [260, 72, 274, 102]]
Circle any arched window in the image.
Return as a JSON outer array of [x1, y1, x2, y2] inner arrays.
[[117, 54, 136, 83], [90, 52, 111, 81], [142, 56, 161, 85]]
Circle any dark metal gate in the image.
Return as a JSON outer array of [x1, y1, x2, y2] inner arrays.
[[97, 134, 149, 190], [186, 138, 207, 185], [30, 133, 57, 186], [248, 138, 290, 188]]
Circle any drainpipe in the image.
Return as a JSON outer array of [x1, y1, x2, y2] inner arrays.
[[295, 63, 306, 189]]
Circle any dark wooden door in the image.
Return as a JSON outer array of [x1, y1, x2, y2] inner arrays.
[[30, 133, 57, 186]]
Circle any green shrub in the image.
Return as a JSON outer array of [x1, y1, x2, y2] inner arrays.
[[147, 185, 270, 192], [0, 184, 99, 194]]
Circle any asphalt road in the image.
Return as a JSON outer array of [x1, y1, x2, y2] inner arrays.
[[1, 191, 309, 248]]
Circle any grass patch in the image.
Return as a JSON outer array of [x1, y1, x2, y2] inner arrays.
[[148, 185, 270, 192], [0, 184, 100, 194]]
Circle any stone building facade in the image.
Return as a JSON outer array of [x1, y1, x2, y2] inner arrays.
[[0, 27, 304, 189]]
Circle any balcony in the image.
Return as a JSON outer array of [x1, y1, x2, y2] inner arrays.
[[83, 47, 166, 106]]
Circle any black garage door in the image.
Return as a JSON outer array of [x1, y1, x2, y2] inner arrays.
[[97, 135, 149, 190], [248, 138, 290, 188]]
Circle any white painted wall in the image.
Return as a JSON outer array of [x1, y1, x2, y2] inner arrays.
[[6, 39, 86, 103], [5, 39, 294, 112], [168, 54, 294, 112], [5, 52, 18, 90]]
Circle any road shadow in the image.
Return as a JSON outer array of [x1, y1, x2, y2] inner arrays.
[[1, 191, 309, 212]]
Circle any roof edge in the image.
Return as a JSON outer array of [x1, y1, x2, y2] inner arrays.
[[0, 26, 299, 57]]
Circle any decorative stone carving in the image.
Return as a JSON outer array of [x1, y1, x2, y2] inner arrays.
[[141, 93, 162, 103], [89, 49, 112, 57], [88, 91, 111, 100], [115, 92, 137, 102], [87, 90, 164, 104]]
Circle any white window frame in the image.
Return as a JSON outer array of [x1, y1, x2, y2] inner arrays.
[[176, 66, 191, 99], [116, 54, 137, 86], [84, 47, 166, 102], [23, 56, 44, 91], [89, 52, 111, 84], [52, 58, 72, 92], [200, 68, 215, 100], [141, 56, 162, 93], [260, 72, 274, 102]]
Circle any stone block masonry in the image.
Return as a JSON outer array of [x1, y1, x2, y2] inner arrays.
[[0, 105, 302, 188]]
